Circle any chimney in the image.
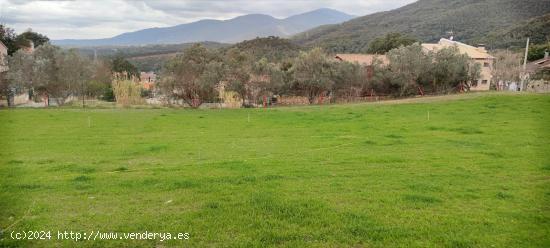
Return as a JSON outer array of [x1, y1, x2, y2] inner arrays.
[[545, 51, 549, 59], [477, 44, 486, 52]]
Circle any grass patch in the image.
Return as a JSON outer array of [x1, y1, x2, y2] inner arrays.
[[0, 94, 548, 247]]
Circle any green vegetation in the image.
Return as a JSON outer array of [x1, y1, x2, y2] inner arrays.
[[366, 33, 418, 54], [160, 44, 224, 108], [3, 39, 483, 108], [75, 42, 229, 72], [0, 94, 548, 247], [5, 44, 111, 107], [528, 42, 550, 62], [292, 0, 550, 52], [485, 14, 550, 50], [0, 25, 50, 55], [224, 36, 301, 62], [111, 55, 140, 78]]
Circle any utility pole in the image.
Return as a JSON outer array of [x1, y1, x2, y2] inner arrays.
[[521, 38, 530, 91]]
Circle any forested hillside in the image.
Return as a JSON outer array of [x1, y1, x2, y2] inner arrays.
[[223, 36, 301, 62], [483, 14, 550, 49], [292, 0, 550, 52], [75, 42, 228, 72]]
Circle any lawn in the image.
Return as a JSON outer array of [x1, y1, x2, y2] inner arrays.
[[0, 93, 549, 247]]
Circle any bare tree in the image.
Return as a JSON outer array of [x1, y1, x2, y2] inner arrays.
[[492, 50, 522, 89]]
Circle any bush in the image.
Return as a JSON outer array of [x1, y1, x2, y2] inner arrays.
[[112, 76, 144, 106]]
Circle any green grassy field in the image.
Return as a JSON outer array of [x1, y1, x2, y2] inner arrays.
[[1, 93, 549, 247]]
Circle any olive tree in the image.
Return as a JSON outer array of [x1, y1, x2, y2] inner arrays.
[[8, 44, 95, 106], [290, 48, 334, 104], [331, 61, 365, 99], [160, 44, 223, 108], [223, 48, 253, 106], [387, 43, 432, 96], [57, 49, 93, 106], [431, 46, 471, 93]]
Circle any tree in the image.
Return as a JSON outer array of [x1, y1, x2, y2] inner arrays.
[[16, 29, 50, 49], [56, 49, 93, 106], [290, 48, 334, 103], [431, 46, 471, 92], [467, 63, 482, 90], [331, 61, 365, 99], [160, 44, 222, 108], [89, 60, 114, 101], [223, 48, 253, 106], [527, 42, 550, 61], [0, 25, 19, 55], [6, 50, 34, 100], [366, 33, 418, 54], [8, 44, 94, 106], [492, 50, 523, 86], [0, 70, 11, 106], [28, 44, 60, 105], [1, 25, 49, 55], [387, 44, 432, 96], [111, 55, 139, 79]]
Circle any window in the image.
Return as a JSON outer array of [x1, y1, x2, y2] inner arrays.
[[482, 80, 488, 84], [483, 62, 490, 67]]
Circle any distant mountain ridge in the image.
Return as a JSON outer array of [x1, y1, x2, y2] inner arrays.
[[292, 0, 550, 52], [54, 8, 355, 47]]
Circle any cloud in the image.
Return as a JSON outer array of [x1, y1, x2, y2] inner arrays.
[[0, 0, 416, 39]]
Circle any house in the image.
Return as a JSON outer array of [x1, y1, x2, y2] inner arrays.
[[524, 52, 550, 92], [139, 71, 156, 90], [422, 38, 495, 91], [526, 52, 550, 75], [0, 41, 7, 72], [335, 54, 388, 80]]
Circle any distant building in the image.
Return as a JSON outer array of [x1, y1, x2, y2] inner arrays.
[[526, 52, 550, 75], [139, 72, 156, 90], [0, 41, 7, 72], [422, 38, 495, 91]]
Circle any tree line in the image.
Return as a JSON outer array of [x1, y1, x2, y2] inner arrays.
[[159, 42, 482, 108], [1, 43, 483, 108], [1, 29, 486, 108]]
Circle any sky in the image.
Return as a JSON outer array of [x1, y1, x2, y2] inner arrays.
[[0, 0, 416, 40]]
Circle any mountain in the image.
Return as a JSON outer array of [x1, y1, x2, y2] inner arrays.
[[223, 37, 301, 62], [483, 14, 550, 49], [53, 8, 354, 47], [292, 0, 550, 53]]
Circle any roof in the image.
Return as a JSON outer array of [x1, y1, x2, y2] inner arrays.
[[335, 54, 389, 65], [526, 57, 550, 72], [422, 38, 495, 60]]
